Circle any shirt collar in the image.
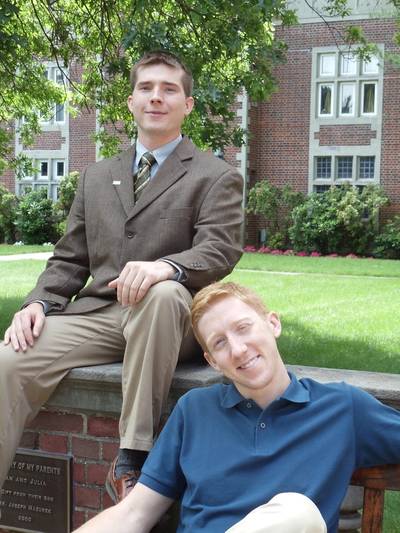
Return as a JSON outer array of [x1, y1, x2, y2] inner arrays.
[[220, 372, 310, 409], [134, 135, 182, 170]]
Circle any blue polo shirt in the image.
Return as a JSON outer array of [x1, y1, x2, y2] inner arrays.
[[139, 374, 400, 533]]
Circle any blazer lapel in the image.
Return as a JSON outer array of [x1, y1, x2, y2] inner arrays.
[[128, 137, 195, 219], [110, 145, 135, 216]]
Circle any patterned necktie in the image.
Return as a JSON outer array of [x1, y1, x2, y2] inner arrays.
[[133, 151, 156, 202]]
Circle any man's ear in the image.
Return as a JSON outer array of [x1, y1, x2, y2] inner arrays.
[[127, 94, 134, 114], [204, 351, 221, 372], [184, 96, 194, 116], [266, 312, 282, 339]]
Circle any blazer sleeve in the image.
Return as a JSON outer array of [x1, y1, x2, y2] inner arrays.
[[23, 170, 91, 310], [162, 167, 244, 291]]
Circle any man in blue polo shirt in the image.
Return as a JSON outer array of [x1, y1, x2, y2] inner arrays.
[[75, 282, 400, 533]]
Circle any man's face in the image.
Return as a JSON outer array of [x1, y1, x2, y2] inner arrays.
[[127, 63, 194, 148], [198, 296, 285, 402]]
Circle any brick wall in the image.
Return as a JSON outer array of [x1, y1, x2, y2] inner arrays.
[[1, 123, 15, 193], [0, 408, 119, 531], [245, 18, 400, 244], [25, 131, 65, 151], [315, 125, 377, 146]]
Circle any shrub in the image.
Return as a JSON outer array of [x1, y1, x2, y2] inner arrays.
[[373, 216, 400, 259], [288, 184, 388, 255], [247, 180, 305, 248], [53, 171, 79, 238], [15, 189, 58, 244], [0, 184, 18, 243], [56, 171, 79, 215]]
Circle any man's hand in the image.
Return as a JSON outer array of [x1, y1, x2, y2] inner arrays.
[[3, 302, 46, 352], [108, 261, 175, 306]]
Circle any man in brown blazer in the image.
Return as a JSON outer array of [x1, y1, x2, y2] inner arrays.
[[0, 51, 243, 501]]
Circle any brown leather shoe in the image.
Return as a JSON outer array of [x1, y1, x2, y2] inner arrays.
[[105, 457, 141, 503]]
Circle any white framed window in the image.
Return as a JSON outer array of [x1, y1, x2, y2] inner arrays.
[[39, 66, 67, 125], [336, 156, 353, 180], [315, 156, 332, 179], [318, 84, 334, 116], [361, 82, 377, 115], [339, 83, 355, 116], [358, 156, 375, 180], [340, 53, 357, 76], [54, 160, 65, 180], [313, 155, 378, 188], [39, 160, 49, 179], [319, 54, 335, 76], [363, 55, 379, 75], [55, 103, 65, 123], [17, 158, 66, 200], [314, 49, 381, 119], [314, 184, 331, 193]]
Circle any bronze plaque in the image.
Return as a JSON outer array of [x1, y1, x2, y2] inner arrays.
[[0, 448, 72, 533]]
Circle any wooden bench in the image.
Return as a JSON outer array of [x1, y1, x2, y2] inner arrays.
[[350, 464, 400, 532]]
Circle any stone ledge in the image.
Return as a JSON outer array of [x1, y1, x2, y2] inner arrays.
[[46, 362, 400, 415]]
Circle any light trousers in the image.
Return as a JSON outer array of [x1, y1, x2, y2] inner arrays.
[[0, 281, 197, 488], [226, 493, 327, 533]]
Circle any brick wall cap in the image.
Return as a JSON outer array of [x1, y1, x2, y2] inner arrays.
[[46, 361, 400, 414]]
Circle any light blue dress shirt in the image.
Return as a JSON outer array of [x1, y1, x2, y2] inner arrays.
[[134, 135, 183, 178]]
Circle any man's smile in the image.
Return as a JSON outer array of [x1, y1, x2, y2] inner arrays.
[[238, 355, 261, 370]]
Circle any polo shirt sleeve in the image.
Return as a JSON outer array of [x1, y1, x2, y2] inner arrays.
[[139, 402, 186, 500], [350, 385, 400, 468]]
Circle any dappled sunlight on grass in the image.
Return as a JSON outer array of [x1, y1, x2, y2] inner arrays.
[[227, 269, 400, 374], [237, 252, 400, 278]]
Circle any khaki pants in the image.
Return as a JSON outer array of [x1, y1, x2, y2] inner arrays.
[[0, 281, 198, 488], [226, 493, 327, 533]]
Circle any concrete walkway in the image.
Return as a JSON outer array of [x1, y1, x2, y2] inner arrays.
[[0, 252, 53, 261]]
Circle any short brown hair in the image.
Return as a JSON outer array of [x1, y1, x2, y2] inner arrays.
[[130, 50, 193, 97], [191, 282, 270, 351]]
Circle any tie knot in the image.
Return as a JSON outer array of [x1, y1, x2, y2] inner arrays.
[[139, 152, 156, 169]]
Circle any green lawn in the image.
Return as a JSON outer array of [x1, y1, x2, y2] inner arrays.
[[0, 261, 48, 336], [0, 253, 399, 531], [0, 244, 54, 255], [237, 252, 400, 278], [227, 268, 399, 374]]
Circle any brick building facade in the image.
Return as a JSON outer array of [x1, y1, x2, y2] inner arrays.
[[1, 3, 399, 246], [242, 2, 400, 244]]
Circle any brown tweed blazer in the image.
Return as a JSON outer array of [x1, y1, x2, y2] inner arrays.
[[24, 137, 244, 314]]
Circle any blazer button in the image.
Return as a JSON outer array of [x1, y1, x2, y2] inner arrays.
[[127, 232, 135, 239]]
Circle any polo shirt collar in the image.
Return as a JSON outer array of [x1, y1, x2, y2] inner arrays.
[[220, 372, 310, 409]]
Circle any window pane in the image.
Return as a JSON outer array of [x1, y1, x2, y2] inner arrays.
[[20, 185, 33, 195], [56, 161, 65, 177], [314, 185, 331, 194], [362, 83, 376, 114], [340, 83, 355, 115], [363, 55, 379, 74], [337, 157, 353, 179], [359, 156, 375, 179], [319, 54, 335, 76], [56, 103, 65, 122], [319, 84, 333, 115], [51, 184, 60, 201], [40, 161, 48, 177], [316, 157, 331, 179], [341, 53, 357, 75], [55, 69, 64, 85]]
